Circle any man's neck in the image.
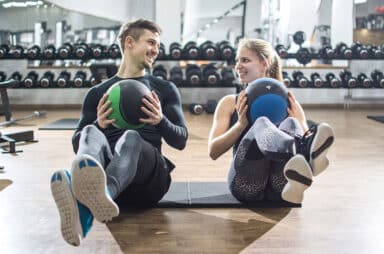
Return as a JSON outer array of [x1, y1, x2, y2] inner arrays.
[[116, 57, 145, 78]]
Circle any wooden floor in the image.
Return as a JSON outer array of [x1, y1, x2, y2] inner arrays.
[[1, 107, 384, 253]]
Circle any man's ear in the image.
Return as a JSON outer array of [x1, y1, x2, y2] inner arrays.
[[124, 36, 135, 50]]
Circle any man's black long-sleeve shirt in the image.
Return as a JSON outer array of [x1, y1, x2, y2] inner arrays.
[[72, 75, 188, 170]]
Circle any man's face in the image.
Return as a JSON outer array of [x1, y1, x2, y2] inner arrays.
[[126, 29, 160, 69]]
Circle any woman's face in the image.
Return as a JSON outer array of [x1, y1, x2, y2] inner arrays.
[[235, 47, 268, 84]]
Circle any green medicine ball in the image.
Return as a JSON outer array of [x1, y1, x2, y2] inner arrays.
[[107, 79, 151, 129]]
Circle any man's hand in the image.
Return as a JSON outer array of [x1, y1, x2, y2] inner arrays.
[[97, 93, 115, 129], [139, 91, 163, 125]]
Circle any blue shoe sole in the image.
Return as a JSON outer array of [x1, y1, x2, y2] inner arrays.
[[50, 170, 81, 246], [71, 154, 119, 223]]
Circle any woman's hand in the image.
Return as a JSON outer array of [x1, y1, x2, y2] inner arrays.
[[287, 91, 309, 132], [236, 91, 249, 128]]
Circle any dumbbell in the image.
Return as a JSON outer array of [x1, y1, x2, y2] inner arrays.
[[27, 45, 41, 59], [169, 42, 182, 60], [357, 73, 372, 88], [56, 71, 71, 88], [153, 65, 167, 80], [23, 71, 38, 88], [334, 42, 352, 59], [293, 31, 306, 46], [310, 72, 325, 88], [351, 42, 368, 59], [43, 44, 56, 59], [74, 43, 89, 60], [295, 47, 312, 65], [275, 44, 288, 58], [10, 71, 22, 82], [90, 44, 104, 58], [169, 66, 183, 86], [108, 44, 121, 58], [282, 71, 293, 87], [221, 67, 235, 86], [202, 64, 221, 86], [0, 71, 6, 82], [89, 76, 99, 86], [39, 71, 55, 88], [156, 42, 166, 60], [58, 43, 73, 59], [186, 64, 202, 85], [205, 100, 218, 114], [0, 44, 10, 58], [339, 70, 357, 88], [188, 104, 204, 115], [366, 45, 383, 59], [292, 71, 309, 88], [73, 71, 87, 87], [325, 73, 341, 88], [200, 41, 217, 60], [9, 45, 24, 58], [217, 41, 235, 60], [183, 41, 199, 59], [371, 70, 384, 88], [351, 42, 369, 59], [318, 45, 334, 60]]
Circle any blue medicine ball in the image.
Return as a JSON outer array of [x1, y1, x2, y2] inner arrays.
[[245, 77, 288, 125]]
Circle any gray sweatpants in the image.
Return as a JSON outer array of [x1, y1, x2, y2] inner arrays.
[[77, 125, 170, 205], [228, 116, 303, 202]]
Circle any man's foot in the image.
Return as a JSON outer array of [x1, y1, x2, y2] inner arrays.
[[50, 170, 93, 246], [71, 154, 119, 223], [295, 123, 335, 176], [281, 155, 313, 204]]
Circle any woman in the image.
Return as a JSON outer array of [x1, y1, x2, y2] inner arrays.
[[208, 38, 334, 204]]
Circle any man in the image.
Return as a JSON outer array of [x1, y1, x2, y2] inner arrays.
[[50, 19, 188, 246]]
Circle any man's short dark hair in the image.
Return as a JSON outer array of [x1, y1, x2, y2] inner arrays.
[[117, 19, 162, 52]]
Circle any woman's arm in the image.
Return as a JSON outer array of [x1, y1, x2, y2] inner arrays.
[[208, 92, 249, 160], [287, 91, 309, 133]]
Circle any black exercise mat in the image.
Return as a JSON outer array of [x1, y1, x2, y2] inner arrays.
[[367, 116, 384, 123], [157, 182, 301, 208], [39, 118, 79, 130]]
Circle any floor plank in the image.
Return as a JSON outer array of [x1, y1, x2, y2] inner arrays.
[[1, 107, 384, 253]]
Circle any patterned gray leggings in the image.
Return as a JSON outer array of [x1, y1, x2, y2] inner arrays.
[[228, 116, 304, 202]]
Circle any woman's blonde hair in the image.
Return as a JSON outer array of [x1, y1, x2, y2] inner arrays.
[[237, 38, 283, 82]]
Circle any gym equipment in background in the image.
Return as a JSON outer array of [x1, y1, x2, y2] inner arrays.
[[357, 73, 372, 88], [169, 42, 182, 60], [108, 44, 121, 59], [27, 45, 41, 60], [39, 71, 54, 88], [186, 64, 202, 85], [325, 73, 341, 88], [0, 44, 10, 59], [292, 71, 309, 88], [310, 72, 325, 88], [169, 66, 183, 86], [157, 42, 166, 60], [221, 67, 235, 86], [107, 79, 151, 129], [371, 70, 384, 88], [245, 78, 288, 126], [282, 71, 293, 87], [9, 45, 23, 59], [199, 40, 217, 60], [183, 41, 199, 59], [43, 44, 56, 59], [58, 43, 73, 59], [188, 104, 204, 115], [23, 71, 38, 88], [217, 41, 235, 60], [340, 70, 357, 88], [56, 71, 71, 88], [73, 71, 87, 88], [74, 43, 89, 60], [334, 42, 353, 59], [152, 65, 168, 80], [202, 64, 221, 86], [351, 42, 368, 59]]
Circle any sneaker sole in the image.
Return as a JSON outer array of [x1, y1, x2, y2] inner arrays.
[[51, 171, 81, 246], [310, 123, 335, 176], [282, 155, 313, 204], [71, 155, 119, 223]]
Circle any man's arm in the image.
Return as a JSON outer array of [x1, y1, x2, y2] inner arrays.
[[71, 88, 100, 153], [157, 82, 188, 150]]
